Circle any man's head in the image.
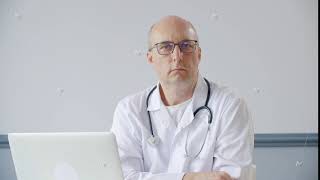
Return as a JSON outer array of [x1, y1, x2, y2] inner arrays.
[[147, 16, 201, 86]]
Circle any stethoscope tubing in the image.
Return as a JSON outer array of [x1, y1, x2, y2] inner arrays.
[[146, 78, 213, 137]]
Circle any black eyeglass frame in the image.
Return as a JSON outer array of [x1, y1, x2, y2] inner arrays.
[[148, 40, 199, 55]]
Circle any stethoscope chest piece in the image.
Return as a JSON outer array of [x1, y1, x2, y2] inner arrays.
[[147, 136, 160, 145]]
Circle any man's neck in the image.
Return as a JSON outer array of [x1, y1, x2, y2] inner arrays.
[[159, 75, 198, 106]]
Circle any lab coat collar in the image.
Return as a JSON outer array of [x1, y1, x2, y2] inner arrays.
[[191, 74, 209, 114], [178, 74, 208, 129], [146, 83, 161, 111], [146, 74, 209, 120]]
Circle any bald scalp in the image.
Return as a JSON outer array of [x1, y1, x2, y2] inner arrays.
[[148, 16, 199, 49]]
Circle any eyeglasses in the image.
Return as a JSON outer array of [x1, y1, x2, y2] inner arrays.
[[149, 40, 198, 55]]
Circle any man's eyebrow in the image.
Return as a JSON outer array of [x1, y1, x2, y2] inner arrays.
[[156, 39, 194, 44], [155, 41, 172, 45], [179, 39, 195, 42]]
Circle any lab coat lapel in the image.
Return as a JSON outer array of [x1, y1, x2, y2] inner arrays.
[[146, 83, 161, 112], [176, 103, 194, 131], [177, 74, 208, 131], [168, 75, 209, 172], [146, 83, 176, 140], [191, 74, 209, 115]]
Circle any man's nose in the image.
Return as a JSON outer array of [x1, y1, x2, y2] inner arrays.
[[171, 45, 183, 62]]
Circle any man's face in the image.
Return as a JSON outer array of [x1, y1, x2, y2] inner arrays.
[[147, 19, 201, 86]]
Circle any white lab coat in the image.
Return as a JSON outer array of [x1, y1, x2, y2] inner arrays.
[[111, 75, 254, 180]]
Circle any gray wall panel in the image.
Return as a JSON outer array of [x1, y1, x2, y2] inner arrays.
[[0, 148, 17, 180], [254, 147, 318, 180]]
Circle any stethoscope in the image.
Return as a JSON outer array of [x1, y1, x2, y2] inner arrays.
[[146, 78, 213, 159]]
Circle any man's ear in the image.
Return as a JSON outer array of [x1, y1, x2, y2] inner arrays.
[[198, 47, 201, 61], [147, 51, 153, 64]]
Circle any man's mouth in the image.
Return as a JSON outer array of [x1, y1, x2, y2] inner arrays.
[[171, 68, 186, 72]]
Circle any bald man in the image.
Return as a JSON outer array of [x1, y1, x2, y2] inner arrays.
[[111, 16, 254, 180]]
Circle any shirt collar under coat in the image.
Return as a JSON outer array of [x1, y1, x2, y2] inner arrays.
[[146, 74, 209, 128]]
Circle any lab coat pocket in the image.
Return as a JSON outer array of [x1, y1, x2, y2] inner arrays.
[[142, 136, 170, 172], [185, 116, 216, 171]]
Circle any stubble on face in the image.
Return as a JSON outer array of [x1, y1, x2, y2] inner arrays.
[[148, 16, 201, 87]]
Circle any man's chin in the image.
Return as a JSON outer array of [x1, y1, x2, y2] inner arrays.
[[167, 75, 191, 84]]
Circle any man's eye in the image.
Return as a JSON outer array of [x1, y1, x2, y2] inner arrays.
[[160, 44, 173, 50], [180, 43, 192, 49]]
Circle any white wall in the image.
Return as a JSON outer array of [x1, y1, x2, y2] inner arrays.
[[0, 0, 318, 134]]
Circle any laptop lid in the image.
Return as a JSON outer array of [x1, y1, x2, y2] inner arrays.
[[8, 132, 124, 180]]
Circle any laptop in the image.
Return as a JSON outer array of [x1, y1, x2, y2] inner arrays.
[[8, 132, 124, 180]]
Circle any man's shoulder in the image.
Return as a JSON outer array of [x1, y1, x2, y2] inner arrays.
[[209, 81, 244, 105]]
